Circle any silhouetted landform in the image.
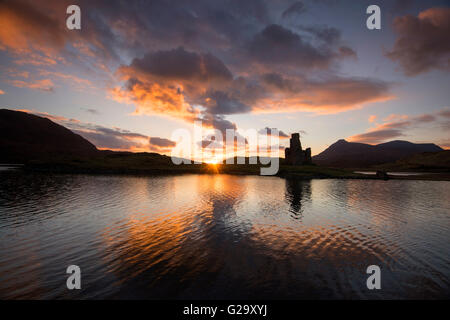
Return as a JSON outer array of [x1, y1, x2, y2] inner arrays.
[[0, 109, 98, 163], [375, 150, 450, 171], [313, 139, 443, 168], [1, 109, 448, 180], [284, 133, 311, 165]]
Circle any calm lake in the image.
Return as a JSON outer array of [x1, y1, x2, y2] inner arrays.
[[0, 172, 449, 299]]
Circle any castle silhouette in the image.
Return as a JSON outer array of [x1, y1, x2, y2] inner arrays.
[[284, 133, 312, 165]]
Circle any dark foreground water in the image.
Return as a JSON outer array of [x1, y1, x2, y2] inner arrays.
[[0, 172, 449, 299]]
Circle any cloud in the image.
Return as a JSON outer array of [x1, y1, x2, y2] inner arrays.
[[200, 114, 237, 134], [348, 108, 450, 144], [281, 2, 306, 19], [258, 127, 289, 138], [413, 114, 436, 123], [386, 7, 450, 76], [38, 70, 94, 89], [198, 139, 224, 150], [125, 47, 233, 83], [0, 89, 4, 95], [255, 74, 393, 114], [348, 129, 405, 144], [338, 46, 357, 59], [296, 25, 341, 44], [348, 118, 411, 143], [112, 47, 238, 123], [109, 78, 199, 121], [368, 115, 377, 123], [203, 90, 252, 115], [72, 127, 148, 151], [247, 24, 341, 70], [1, 0, 396, 135], [392, 0, 415, 15], [15, 109, 177, 153], [81, 108, 100, 115], [148, 136, 177, 152], [149, 137, 176, 148], [437, 107, 450, 118], [0, 0, 67, 54], [9, 79, 54, 92]]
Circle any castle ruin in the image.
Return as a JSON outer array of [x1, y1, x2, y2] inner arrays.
[[284, 133, 312, 165]]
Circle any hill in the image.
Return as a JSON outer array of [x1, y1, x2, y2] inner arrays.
[[0, 109, 99, 162], [375, 150, 450, 171], [313, 139, 443, 168]]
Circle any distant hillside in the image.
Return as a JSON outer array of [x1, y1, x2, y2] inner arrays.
[[313, 139, 443, 168], [375, 150, 450, 171], [0, 109, 99, 163]]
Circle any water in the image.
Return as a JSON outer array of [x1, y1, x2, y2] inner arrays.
[[0, 172, 449, 299], [354, 171, 428, 176]]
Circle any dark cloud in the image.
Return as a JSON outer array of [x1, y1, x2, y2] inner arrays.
[[349, 129, 404, 144], [198, 139, 223, 150], [149, 137, 176, 148], [71, 128, 145, 151], [204, 90, 252, 115], [248, 24, 335, 69], [200, 114, 236, 134], [127, 47, 232, 83], [282, 2, 306, 19], [296, 25, 341, 44], [386, 7, 450, 76], [261, 73, 299, 92], [258, 127, 289, 138]]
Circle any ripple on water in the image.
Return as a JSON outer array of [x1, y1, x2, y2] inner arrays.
[[0, 173, 449, 299]]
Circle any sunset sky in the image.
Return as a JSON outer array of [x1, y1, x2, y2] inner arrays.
[[0, 0, 449, 159]]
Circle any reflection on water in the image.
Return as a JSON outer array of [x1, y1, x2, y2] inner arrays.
[[0, 172, 449, 299], [285, 178, 311, 220], [354, 171, 427, 176]]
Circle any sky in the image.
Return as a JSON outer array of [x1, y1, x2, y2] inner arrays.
[[0, 0, 449, 161]]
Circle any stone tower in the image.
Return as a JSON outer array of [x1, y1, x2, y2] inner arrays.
[[284, 133, 312, 165]]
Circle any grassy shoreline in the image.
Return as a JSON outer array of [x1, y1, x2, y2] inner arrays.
[[16, 158, 450, 181]]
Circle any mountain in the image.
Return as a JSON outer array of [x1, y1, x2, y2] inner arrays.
[[313, 139, 443, 168], [0, 109, 99, 163]]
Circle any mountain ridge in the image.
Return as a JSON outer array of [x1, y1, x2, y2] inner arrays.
[[0, 109, 99, 162], [313, 139, 443, 168]]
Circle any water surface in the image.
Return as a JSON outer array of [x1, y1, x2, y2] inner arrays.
[[0, 172, 449, 299]]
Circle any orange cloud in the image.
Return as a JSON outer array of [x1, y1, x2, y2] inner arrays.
[[109, 81, 199, 121], [348, 108, 450, 144], [368, 115, 377, 123], [0, 89, 4, 95], [253, 76, 394, 114], [9, 79, 54, 92], [386, 7, 450, 75], [0, 1, 67, 57], [38, 70, 94, 89]]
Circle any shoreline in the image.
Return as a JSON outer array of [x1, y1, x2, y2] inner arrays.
[[3, 162, 448, 181]]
